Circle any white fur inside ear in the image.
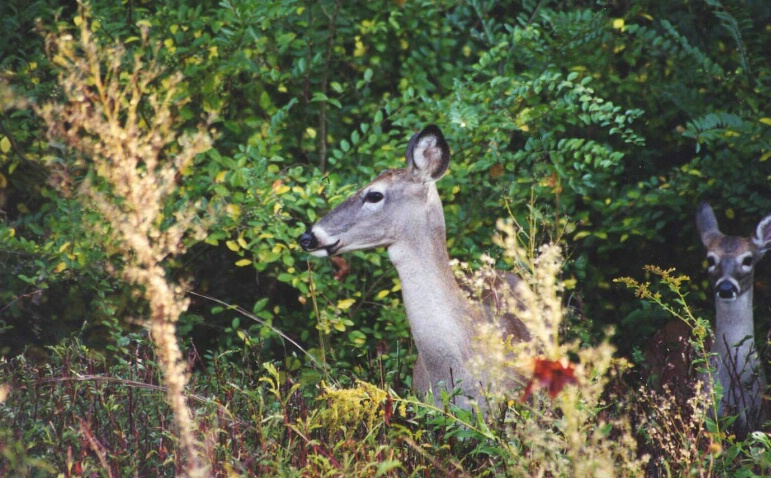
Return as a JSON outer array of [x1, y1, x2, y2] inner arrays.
[[753, 214, 771, 251], [412, 136, 438, 173]]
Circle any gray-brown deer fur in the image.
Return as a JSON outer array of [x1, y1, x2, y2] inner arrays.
[[696, 202, 771, 436], [299, 125, 525, 407]]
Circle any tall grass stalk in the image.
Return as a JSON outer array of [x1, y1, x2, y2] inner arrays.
[[616, 267, 722, 476], [485, 219, 646, 476], [35, 7, 213, 475]]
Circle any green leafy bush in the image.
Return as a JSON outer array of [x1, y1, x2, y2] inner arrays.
[[2, 0, 771, 474]]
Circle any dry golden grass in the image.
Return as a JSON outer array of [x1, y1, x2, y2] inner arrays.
[[35, 7, 213, 476]]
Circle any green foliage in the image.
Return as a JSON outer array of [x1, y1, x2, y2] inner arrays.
[[2, 0, 771, 474]]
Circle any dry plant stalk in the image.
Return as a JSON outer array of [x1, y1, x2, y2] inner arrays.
[[36, 10, 212, 476], [637, 382, 716, 476], [616, 268, 721, 475], [463, 220, 648, 476]]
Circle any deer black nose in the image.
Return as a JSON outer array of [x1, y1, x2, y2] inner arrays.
[[715, 280, 738, 300], [299, 230, 318, 251]]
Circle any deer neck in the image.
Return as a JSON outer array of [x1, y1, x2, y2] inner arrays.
[[713, 282, 766, 435], [714, 289, 755, 357], [387, 192, 476, 369]]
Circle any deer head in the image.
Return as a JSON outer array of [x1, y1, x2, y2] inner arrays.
[[696, 202, 771, 300]]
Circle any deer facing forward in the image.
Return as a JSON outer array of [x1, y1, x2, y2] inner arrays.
[[299, 125, 524, 407], [696, 202, 771, 436]]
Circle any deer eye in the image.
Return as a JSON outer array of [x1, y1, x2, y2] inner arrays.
[[364, 191, 384, 203], [706, 256, 716, 268], [742, 256, 753, 267]]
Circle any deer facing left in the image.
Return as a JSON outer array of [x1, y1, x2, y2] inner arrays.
[[299, 125, 525, 408]]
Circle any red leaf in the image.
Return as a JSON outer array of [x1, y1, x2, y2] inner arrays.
[[330, 256, 350, 281], [520, 357, 577, 402]]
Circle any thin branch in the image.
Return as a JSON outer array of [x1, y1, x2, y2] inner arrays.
[[317, 1, 340, 173], [187, 290, 332, 380]]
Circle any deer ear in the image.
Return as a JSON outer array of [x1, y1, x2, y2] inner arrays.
[[753, 213, 771, 253], [695, 202, 722, 247], [405, 125, 450, 181]]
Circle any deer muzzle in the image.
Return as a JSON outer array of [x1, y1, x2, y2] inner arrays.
[[715, 279, 739, 300]]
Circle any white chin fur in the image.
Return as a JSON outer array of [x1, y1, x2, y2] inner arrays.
[[308, 249, 330, 258]]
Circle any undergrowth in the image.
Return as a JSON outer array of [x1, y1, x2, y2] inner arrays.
[[619, 267, 771, 477], [1, 221, 647, 477], [2, 221, 771, 476], [2, 4, 771, 477]]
